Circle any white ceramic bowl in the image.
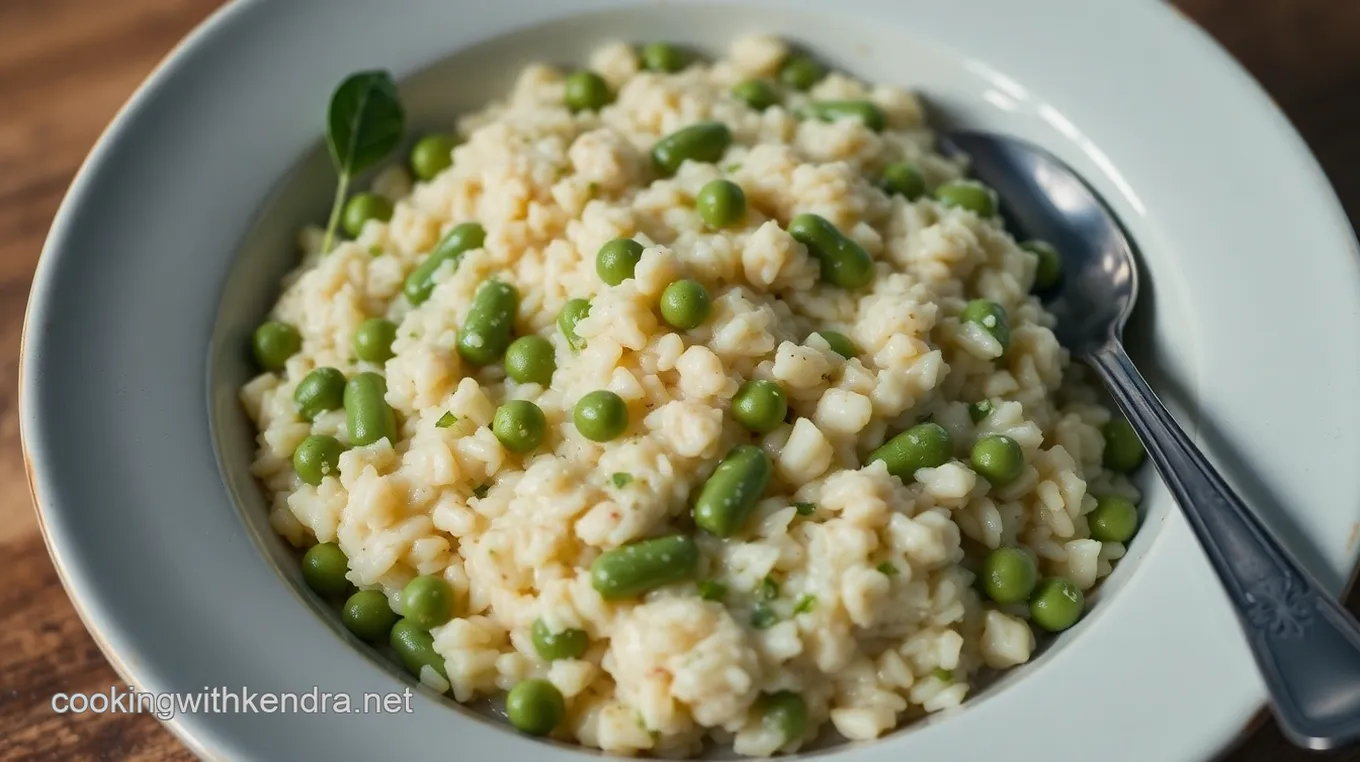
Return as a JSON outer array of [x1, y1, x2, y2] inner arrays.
[[22, 0, 1360, 759]]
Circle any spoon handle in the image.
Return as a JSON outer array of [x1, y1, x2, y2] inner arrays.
[[1088, 341, 1360, 749]]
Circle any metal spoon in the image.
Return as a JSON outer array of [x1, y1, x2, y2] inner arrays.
[[943, 130, 1360, 750]]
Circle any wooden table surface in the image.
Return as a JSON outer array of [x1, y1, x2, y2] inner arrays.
[[2, 0, 1358, 759]]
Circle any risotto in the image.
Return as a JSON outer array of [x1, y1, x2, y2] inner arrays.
[[240, 34, 1144, 757]]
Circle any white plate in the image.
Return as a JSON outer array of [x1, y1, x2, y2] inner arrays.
[[22, 0, 1360, 759]]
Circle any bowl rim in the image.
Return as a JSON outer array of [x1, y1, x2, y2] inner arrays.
[[21, 0, 1360, 759]]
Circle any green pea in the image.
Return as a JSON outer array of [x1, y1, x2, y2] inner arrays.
[[801, 100, 886, 132], [659, 279, 712, 330], [293, 367, 346, 420], [779, 55, 826, 91], [558, 298, 591, 351], [1102, 418, 1145, 472], [293, 434, 344, 486], [590, 534, 700, 599], [651, 121, 733, 177], [564, 70, 612, 112], [252, 321, 301, 371], [353, 318, 398, 363], [693, 445, 773, 537], [980, 547, 1038, 604], [868, 422, 952, 481], [696, 179, 747, 229], [342, 192, 394, 238], [300, 542, 350, 598], [574, 390, 629, 442], [401, 574, 455, 629], [505, 679, 565, 736], [787, 213, 875, 289], [409, 133, 456, 182], [1030, 576, 1085, 632], [935, 181, 997, 217], [342, 589, 399, 642], [641, 42, 689, 72], [1089, 495, 1139, 543], [504, 336, 556, 385], [596, 238, 645, 286], [730, 380, 787, 434], [457, 280, 519, 366], [1022, 239, 1062, 291], [531, 619, 589, 661], [961, 299, 1011, 353], [403, 222, 486, 305], [390, 618, 447, 679], [760, 691, 807, 744], [968, 400, 995, 423], [971, 434, 1025, 487], [881, 162, 926, 200], [732, 79, 779, 110], [493, 400, 547, 453], [810, 330, 856, 359], [343, 372, 398, 446]]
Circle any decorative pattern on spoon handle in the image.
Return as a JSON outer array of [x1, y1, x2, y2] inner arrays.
[[1088, 341, 1360, 749]]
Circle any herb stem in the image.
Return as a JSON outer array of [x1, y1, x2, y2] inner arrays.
[[320, 172, 351, 254]]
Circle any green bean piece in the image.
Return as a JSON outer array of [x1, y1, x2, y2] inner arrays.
[[252, 321, 301, 371], [403, 222, 486, 305], [801, 100, 886, 131], [341, 192, 394, 238], [810, 330, 856, 359], [504, 335, 557, 385], [557, 298, 591, 351], [531, 619, 589, 661], [456, 280, 519, 366], [1022, 239, 1063, 291], [693, 445, 773, 537], [960, 299, 1011, 353], [563, 70, 612, 112], [596, 238, 645, 286], [867, 422, 953, 481], [343, 371, 398, 446], [294, 367, 346, 420], [353, 317, 397, 363], [409, 133, 456, 182], [786, 213, 875, 289], [881, 162, 926, 200], [651, 121, 733, 177], [935, 181, 997, 217], [293, 434, 344, 486], [342, 589, 399, 642], [760, 691, 808, 745], [505, 679, 565, 736], [390, 618, 448, 679], [590, 534, 700, 599], [300, 542, 350, 598], [732, 79, 779, 110], [778, 55, 826, 91]]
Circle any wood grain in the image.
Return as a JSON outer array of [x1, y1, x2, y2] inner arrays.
[[1, 1, 1356, 759]]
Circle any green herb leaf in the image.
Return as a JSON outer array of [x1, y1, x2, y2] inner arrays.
[[698, 580, 727, 602], [610, 472, 633, 488], [751, 603, 778, 629], [876, 562, 899, 577], [760, 576, 779, 602], [793, 595, 817, 614], [473, 483, 490, 498], [793, 502, 816, 516], [969, 399, 994, 423], [369, 245, 384, 257], [931, 667, 953, 683], [587, 181, 600, 197], [435, 411, 457, 428], [725, 162, 743, 172], [321, 70, 405, 253]]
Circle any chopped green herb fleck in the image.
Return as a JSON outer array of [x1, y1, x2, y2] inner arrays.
[[794, 502, 816, 516], [793, 595, 817, 614], [473, 483, 490, 498], [587, 181, 600, 197], [969, 400, 995, 423], [435, 411, 457, 428], [877, 562, 899, 577], [931, 667, 954, 683], [760, 576, 779, 602], [751, 603, 778, 629], [369, 245, 384, 257], [725, 163, 742, 172], [698, 580, 727, 602], [610, 472, 633, 488]]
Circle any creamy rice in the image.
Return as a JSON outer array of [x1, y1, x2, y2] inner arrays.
[[240, 35, 1139, 757]]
